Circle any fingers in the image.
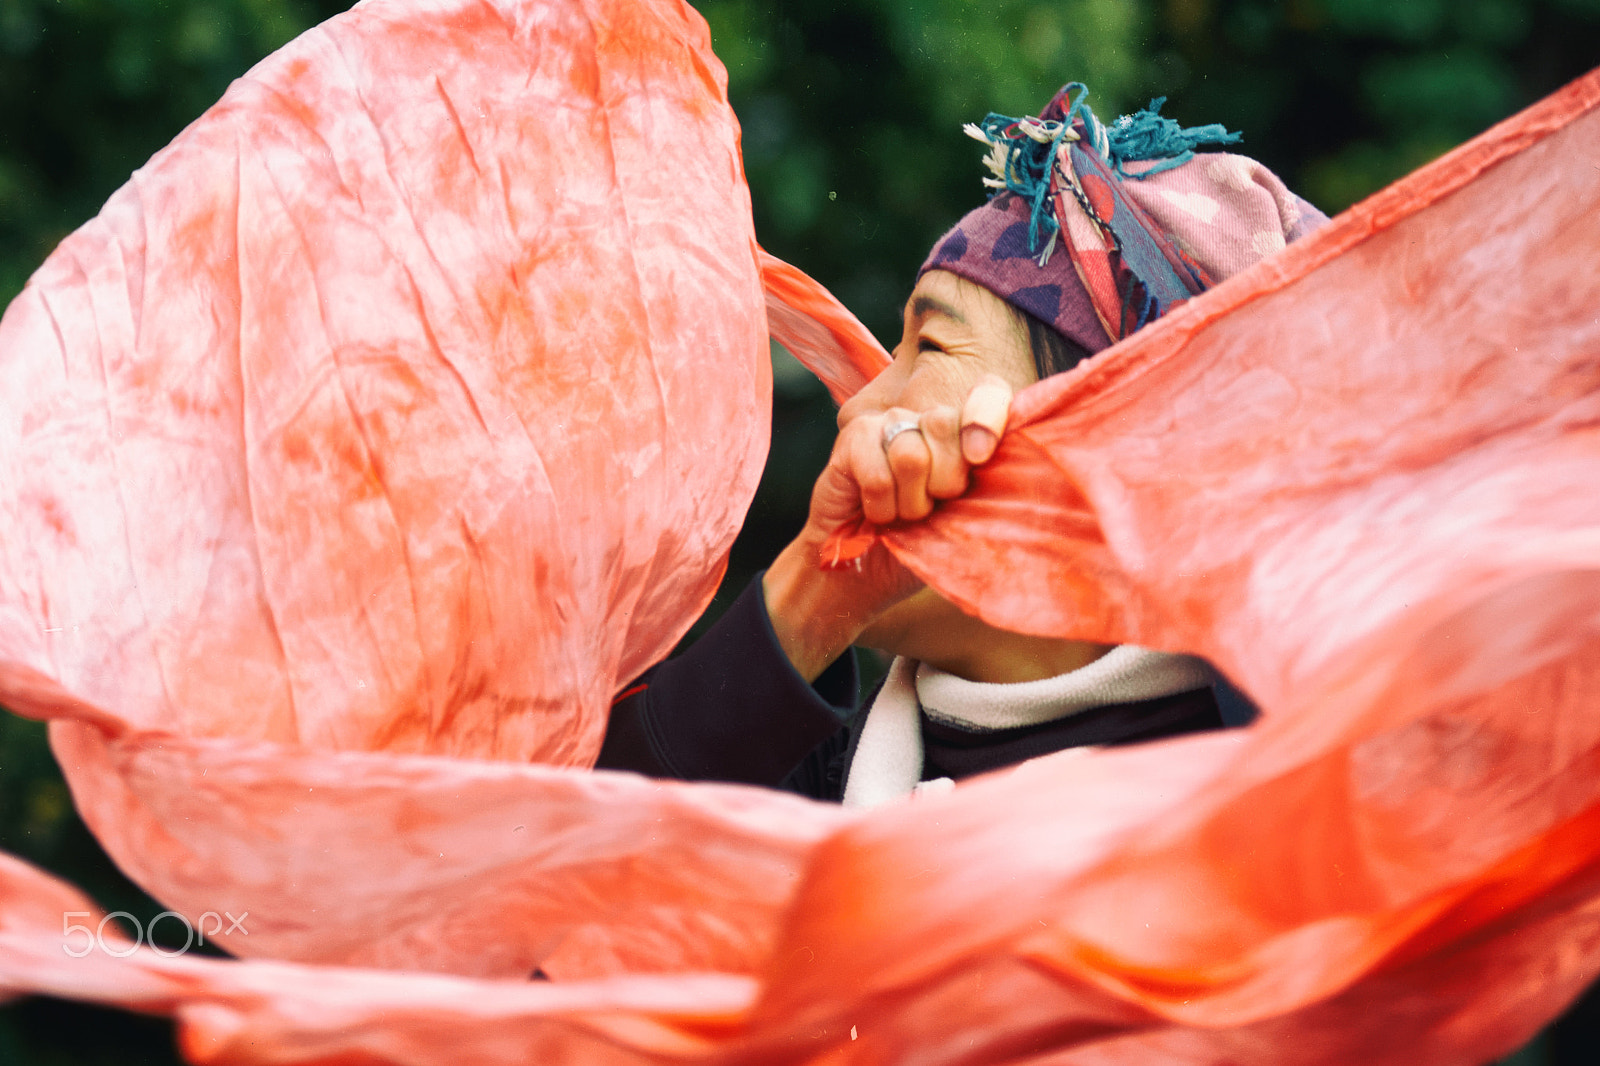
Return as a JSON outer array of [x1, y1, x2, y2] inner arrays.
[[959, 374, 1014, 464], [845, 415, 899, 526], [880, 408, 935, 521], [917, 406, 968, 500], [869, 406, 968, 522], [819, 374, 1016, 531]]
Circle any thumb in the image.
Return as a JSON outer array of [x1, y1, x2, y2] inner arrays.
[[959, 373, 1014, 464]]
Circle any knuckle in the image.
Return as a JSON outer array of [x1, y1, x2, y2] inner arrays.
[[842, 415, 884, 447], [899, 485, 934, 520], [920, 406, 958, 434], [928, 470, 969, 499], [863, 494, 897, 525], [886, 442, 930, 476], [856, 465, 894, 496]]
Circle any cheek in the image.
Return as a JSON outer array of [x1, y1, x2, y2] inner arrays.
[[897, 358, 984, 413]]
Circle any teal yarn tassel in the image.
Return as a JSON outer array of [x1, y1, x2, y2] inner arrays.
[[966, 109, 1076, 259], [965, 86, 1242, 258], [1107, 96, 1242, 179]]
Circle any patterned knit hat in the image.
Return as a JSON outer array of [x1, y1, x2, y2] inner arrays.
[[921, 85, 1326, 359]]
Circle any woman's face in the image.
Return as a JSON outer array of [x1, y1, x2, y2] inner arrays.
[[837, 269, 1043, 669], [837, 269, 1038, 426]]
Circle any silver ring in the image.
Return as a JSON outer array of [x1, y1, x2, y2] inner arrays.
[[881, 418, 923, 449]]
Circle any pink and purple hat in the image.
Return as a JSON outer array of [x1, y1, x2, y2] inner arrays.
[[920, 86, 1327, 363]]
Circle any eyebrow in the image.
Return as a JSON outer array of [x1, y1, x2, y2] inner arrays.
[[907, 294, 968, 326]]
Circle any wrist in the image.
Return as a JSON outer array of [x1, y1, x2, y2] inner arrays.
[[762, 535, 872, 683]]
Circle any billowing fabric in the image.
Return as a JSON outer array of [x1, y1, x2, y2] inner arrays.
[[0, 0, 810, 972], [0, 0, 771, 763], [760, 250, 888, 403], [0, 1, 1598, 1064]]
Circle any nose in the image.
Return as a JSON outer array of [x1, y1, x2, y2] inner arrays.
[[836, 355, 899, 429], [836, 390, 868, 430], [836, 379, 880, 430]]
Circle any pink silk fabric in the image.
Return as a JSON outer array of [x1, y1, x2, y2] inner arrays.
[[2, 0, 1600, 1062]]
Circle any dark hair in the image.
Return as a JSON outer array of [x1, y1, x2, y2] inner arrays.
[[1023, 312, 1093, 380]]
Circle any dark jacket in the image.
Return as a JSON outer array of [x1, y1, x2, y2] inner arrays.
[[596, 575, 1249, 801]]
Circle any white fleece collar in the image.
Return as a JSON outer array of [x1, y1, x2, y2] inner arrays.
[[841, 646, 1210, 809]]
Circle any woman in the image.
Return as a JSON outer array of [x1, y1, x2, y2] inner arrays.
[[598, 84, 1326, 805]]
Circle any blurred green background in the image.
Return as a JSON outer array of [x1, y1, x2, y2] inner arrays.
[[1, 0, 1598, 1062]]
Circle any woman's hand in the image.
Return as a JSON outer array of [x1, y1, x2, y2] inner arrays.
[[818, 373, 1014, 527], [762, 374, 1015, 681]]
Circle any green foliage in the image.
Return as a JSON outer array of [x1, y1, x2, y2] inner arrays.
[[692, 0, 1600, 347], [1321, 0, 1450, 40], [1143, 0, 1600, 215], [0, 0, 351, 307], [694, 0, 1151, 340]]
